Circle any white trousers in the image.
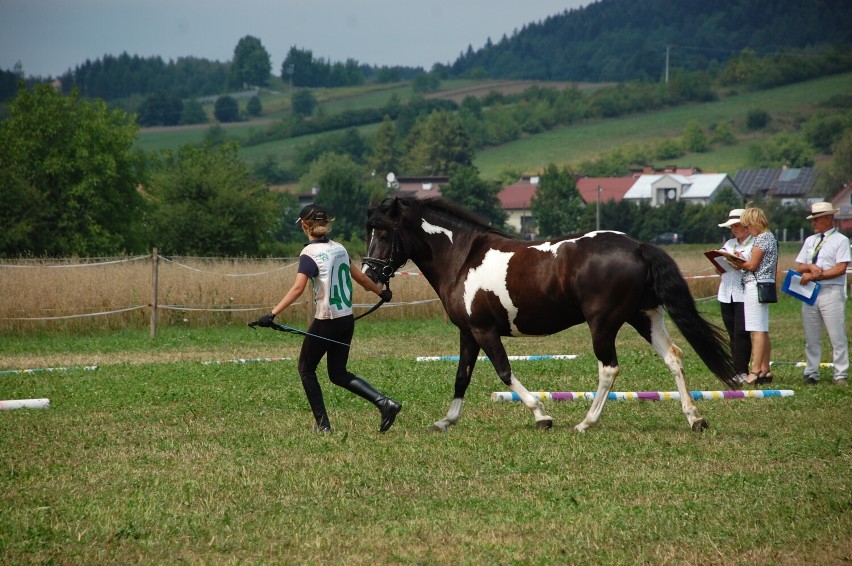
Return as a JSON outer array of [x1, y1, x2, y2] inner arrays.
[[801, 285, 849, 381]]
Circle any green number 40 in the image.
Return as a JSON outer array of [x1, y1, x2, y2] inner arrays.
[[328, 264, 353, 310]]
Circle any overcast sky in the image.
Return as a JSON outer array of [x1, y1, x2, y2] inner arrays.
[[1, 1, 591, 78]]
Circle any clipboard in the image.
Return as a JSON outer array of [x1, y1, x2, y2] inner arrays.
[[704, 250, 745, 275], [781, 269, 820, 305]]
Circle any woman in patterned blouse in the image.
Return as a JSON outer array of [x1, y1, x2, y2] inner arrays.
[[736, 206, 778, 385]]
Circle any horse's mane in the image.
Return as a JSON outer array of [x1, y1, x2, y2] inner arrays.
[[386, 195, 515, 239]]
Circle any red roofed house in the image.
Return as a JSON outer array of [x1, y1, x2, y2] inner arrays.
[[575, 177, 637, 205], [498, 176, 539, 238]]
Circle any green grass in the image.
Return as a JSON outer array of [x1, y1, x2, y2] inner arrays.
[[1, 298, 850, 564]]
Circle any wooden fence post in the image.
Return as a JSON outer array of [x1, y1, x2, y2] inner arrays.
[[150, 247, 159, 339]]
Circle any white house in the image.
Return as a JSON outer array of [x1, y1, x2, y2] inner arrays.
[[622, 173, 741, 206]]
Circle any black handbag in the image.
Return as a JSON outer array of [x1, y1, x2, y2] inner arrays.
[[757, 281, 778, 304]]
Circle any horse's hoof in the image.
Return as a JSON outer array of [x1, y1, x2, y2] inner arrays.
[[573, 423, 588, 433], [430, 422, 448, 433], [536, 418, 553, 430], [691, 418, 708, 432]]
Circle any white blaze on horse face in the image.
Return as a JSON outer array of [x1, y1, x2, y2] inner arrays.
[[421, 220, 453, 243], [464, 249, 520, 334], [530, 231, 625, 256]]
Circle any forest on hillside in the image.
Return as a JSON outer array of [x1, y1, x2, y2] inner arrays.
[[451, 0, 852, 82], [2, 0, 851, 104]]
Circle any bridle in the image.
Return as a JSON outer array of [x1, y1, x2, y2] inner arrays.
[[357, 222, 405, 321]]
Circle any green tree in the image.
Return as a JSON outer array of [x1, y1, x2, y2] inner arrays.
[[230, 35, 271, 88], [299, 153, 384, 241], [530, 164, 585, 238], [246, 95, 262, 117], [400, 111, 474, 175], [816, 130, 852, 199], [411, 72, 440, 93], [180, 98, 208, 125], [137, 92, 182, 126], [144, 142, 276, 255], [710, 122, 737, 145], [0, 83, 144, 256], [368, 116, 399, 177], [748, 132, 815, 167], [681, 120, 708, 152], [291, 89, 317, 118], [214, 95, 240, 122], [440, 166, 507, 229]]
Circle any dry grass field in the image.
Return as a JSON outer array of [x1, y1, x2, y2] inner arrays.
[[1, 244, 802, 336]]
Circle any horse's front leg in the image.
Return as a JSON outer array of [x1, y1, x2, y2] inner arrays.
[[475, 330, 553, 430], [431, 331, 480, 432]]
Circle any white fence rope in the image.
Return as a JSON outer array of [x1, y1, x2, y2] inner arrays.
[[2, 254, 845, 323]]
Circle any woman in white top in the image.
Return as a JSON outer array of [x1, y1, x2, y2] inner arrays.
[[716, 209, 754, 384], [254, 204, 400, 433]]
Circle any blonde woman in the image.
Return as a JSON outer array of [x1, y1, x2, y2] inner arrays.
[[736, 206, 778, 385], [253, 204, 400, 432]]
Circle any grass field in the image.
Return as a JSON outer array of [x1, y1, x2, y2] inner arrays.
[[1, 251, 850, 563]]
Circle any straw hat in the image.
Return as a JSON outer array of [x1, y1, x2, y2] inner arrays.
[[718, 208, 746, 228], [805, 202, 839, 220]]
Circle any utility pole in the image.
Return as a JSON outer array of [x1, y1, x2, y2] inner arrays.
[[665, 45, 670, 83], [596, 186, 602, 231]]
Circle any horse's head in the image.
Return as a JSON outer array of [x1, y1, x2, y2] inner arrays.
[[363, 197, 412, 286]]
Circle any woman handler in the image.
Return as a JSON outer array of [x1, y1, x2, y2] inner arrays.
[[254, 204, 400, 433]]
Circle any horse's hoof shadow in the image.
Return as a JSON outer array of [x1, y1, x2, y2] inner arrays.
[[536, 418, 554, 431], [691, 418, 709, 432]]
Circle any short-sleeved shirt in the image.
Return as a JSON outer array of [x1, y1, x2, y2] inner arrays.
[[718, 236, 753, 303], [795, 228, 851, 287], [743, 231, 778, 283], [299, 238, 354, 319]]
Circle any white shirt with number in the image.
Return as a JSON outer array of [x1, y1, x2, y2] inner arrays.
[[299, 239, 354, 319]]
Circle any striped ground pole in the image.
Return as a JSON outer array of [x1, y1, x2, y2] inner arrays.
[[417, 355, 578, 362], [490, 390, 795, 402], [0, 398, 51, 410]]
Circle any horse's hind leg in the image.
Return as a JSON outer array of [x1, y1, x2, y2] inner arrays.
[[641, 308, 707, 431], [575, 360, 619, 432]]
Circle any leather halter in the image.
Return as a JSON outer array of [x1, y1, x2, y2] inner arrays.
[[357, 224, 405, 321]]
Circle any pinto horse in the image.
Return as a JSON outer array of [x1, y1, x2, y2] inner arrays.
[[364, 196, 737, 433]]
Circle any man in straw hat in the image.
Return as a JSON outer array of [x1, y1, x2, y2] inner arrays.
[[793, 202, 849, 385]]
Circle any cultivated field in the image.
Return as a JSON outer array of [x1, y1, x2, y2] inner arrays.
[[1, 245, 850, 564]]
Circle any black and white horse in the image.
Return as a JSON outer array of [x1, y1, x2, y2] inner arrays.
[[364, 196, 736, 432]]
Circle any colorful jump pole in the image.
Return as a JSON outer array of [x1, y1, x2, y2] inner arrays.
[[491, 390, 795, 402], [418, 355, 578, 362], [0, 398, 51, 410]]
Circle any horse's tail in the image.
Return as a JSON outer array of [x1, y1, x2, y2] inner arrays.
[[641, 244, 738, 389]]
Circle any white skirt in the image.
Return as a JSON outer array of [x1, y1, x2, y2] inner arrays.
[[743, 280, 769, 332]]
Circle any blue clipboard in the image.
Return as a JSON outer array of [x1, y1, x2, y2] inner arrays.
[[781, 269, 820, 305]]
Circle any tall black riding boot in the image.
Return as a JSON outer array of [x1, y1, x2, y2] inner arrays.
[[336, 374, 402, 432], [300, 372, 332, 432]]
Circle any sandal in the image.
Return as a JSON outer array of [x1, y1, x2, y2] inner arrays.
[[756, 371, 773, 385], [744, 371, 761, 385]]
